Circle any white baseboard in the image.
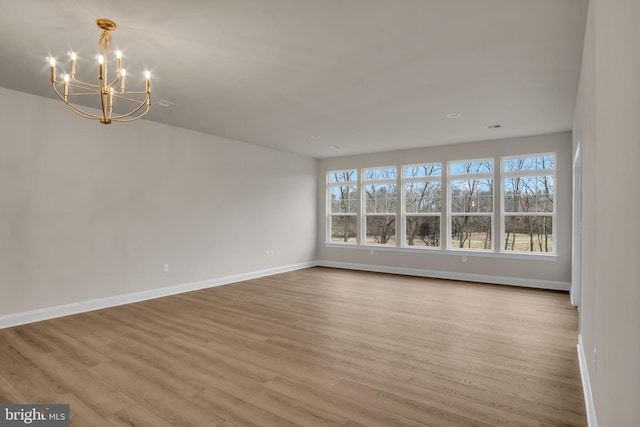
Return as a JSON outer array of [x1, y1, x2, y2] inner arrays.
[[316, 260, 571, 291], [0, 262, 315, 330], [0, 260, 570, 329], [577, 334, 599, 427]]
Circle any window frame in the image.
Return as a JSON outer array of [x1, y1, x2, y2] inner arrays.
[[401, 162, 442, 249], [500, 152, 556, 254], [362, 166, 398, 246], [326, 169, 359, 245], [447, 158, 495, 251]]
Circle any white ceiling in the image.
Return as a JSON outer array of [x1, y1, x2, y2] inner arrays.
[[0, 0, 588, 158]]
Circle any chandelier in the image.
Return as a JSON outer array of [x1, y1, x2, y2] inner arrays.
[[49, 19, 151, 124]]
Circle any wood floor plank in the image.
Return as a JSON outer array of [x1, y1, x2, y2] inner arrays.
[[32, 351, 135, 417], [0, 339, 67, 401], [263, 376, 427, 427], [246, 387, 350, 427], [106, 405, 176, 427], [55, 392, 113, 427], [330, 379, 498, 427], [516, 385, 587, 415], [96, 342, 206, 399], [0, 267, 587, 426], [209, 341, 344, 391], [321, 359, 540, 427], [0, 371, 28, 402], [130, 335, 270, 400], [257, 333, 523, 396], [190, 386, 300, 427], [162, 335, 278, 385], [89, 362, 225, 426]]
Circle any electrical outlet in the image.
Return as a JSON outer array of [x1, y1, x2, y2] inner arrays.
[[369, 249, 374, 256], [163, 263, 169, 272], [462, 256, 467, 263]]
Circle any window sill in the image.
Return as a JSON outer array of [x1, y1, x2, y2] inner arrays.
[[324, 243, 558, 261]]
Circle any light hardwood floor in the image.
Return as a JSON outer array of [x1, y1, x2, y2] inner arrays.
[[0, 267, 587, 426]]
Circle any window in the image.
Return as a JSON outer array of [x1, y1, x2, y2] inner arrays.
[[327, 170, 358, 244], [449, 159, 494, 250], [363, 167, 397, 245], [502, 154, 555, 253], [403, 163, 442, 247], [326, 152, 558, 257]]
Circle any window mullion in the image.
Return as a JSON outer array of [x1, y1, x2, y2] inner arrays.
[[493, 156, 499, 253], [399, 167, 405, 248], [446, 163, 451, 250], [503, 169, 555, 179], [358, 169, 364, 245]]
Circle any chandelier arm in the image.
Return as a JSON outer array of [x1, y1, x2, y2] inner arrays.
[[114, 90, 148, 96], [70, 76, 101, 89], [61, 91, 107, 97], [111, 104, 151, 122], [112, 93, 150, 103], [52, 83, 103, 120], [107, 75, 121, 88], [64, 81, 101, 93], [64, 104, 103, 121], [61, 86, 146, 98], [108, 98, 149, 120]]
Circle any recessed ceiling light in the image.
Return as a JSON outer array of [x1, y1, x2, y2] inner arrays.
[[329, 145, 341, 150], [310, 135, 321, 139], [486, 124, 502, 129], [155, 100, 176, 108], [446, 113, 462, 119]]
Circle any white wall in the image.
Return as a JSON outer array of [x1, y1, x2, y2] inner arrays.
[[573, 0, 640, 425], [317, 132, 572, 287], [0, 87, 317, 319]]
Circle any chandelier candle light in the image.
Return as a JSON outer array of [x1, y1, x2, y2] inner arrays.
[[49, 19, 151, 124]]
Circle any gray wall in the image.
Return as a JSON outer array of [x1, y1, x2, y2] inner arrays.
[[0, 87, 317, 317], [573, 0, 640, 424], [317, 132, 572, 286]]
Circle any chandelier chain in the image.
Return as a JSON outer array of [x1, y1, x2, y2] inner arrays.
[[98, 30, 112, 50]]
